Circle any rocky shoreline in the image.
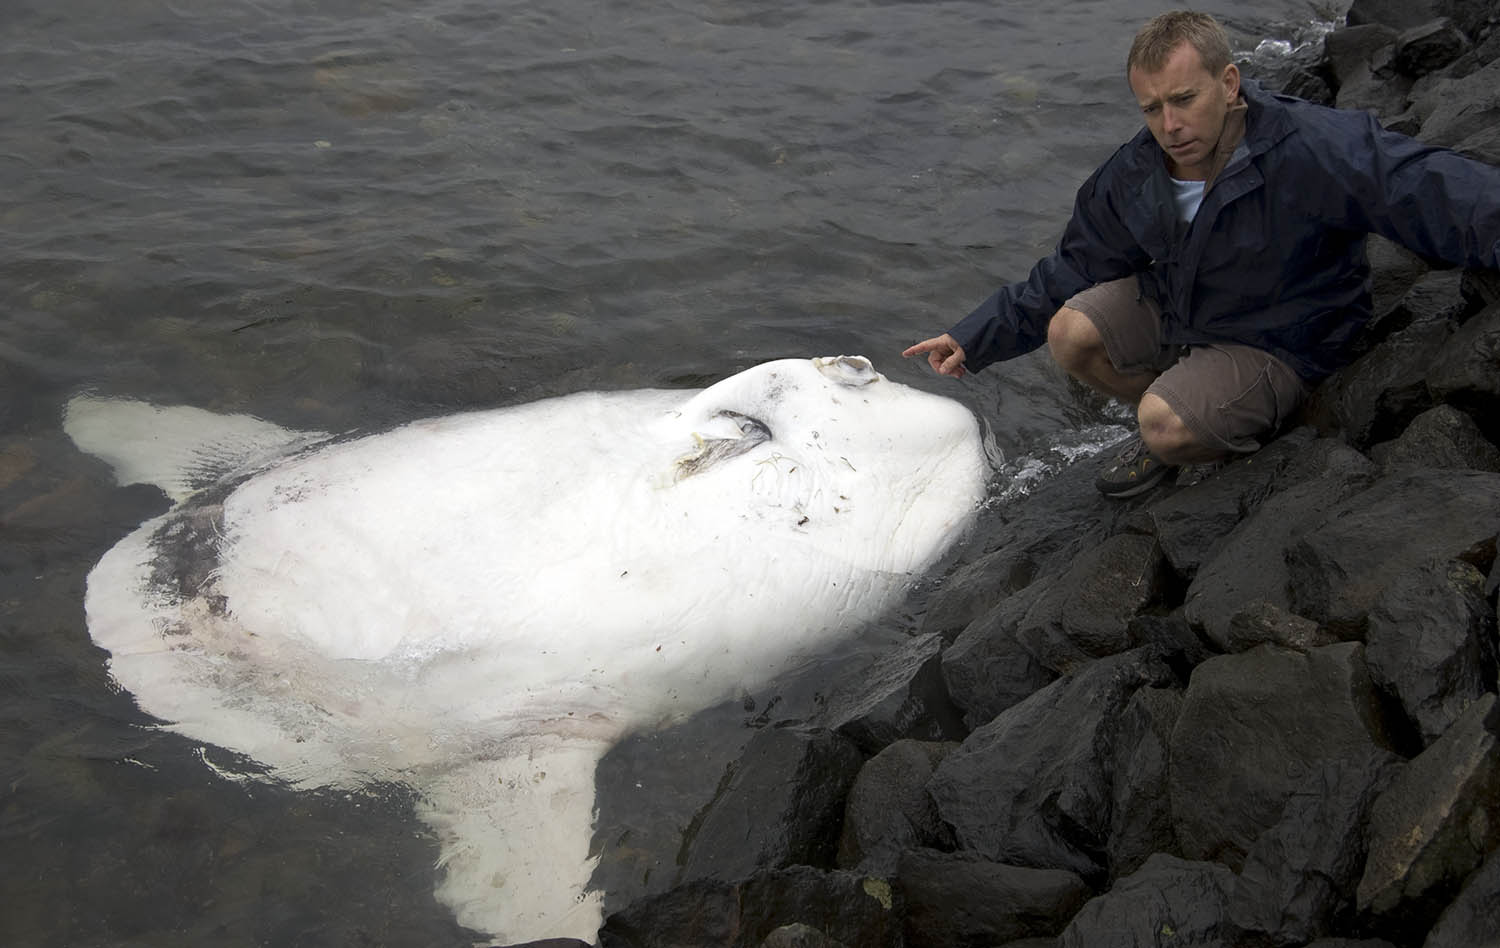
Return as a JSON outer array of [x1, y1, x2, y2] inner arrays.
[[512, 2, 1500, 945]]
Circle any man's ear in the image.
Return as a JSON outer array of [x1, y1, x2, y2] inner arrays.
[[1222, 62, 1241, 100]]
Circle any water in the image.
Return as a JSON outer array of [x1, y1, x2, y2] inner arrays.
[[1, 1, 1324, 944]]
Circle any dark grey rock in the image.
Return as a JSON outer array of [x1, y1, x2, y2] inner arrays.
[[1184, 439, 1376, 650], [1286, 469, 1500, 638], [1223, 599, 1339, 653], [678, 725, 864, 885], [1126, 609, 1217, 669], [1348, 0, 1440, 31], [896, 850, 1089, 948], [756, 923, 849, 948], [1427, 301, 1500, 443], [1358, 694, 1500, 935], [1226, 752, 1403, 946], [1422, 851, 1500, 948], [1365, 268, 1472, 347], [920, 545, 1038, 642], [817, 632, 966, 754], [1371, 403, 1500, 473], [1365, 558, 1498, 747], [1107, 685, 1183, 880], [1330, 316, 1454, 449], [1014, 533, 1168, 672], [940, 586, 1056, 730], [1367, 234, 1435, 325], [927, 647, 1173, 881], [1169, 643, 1396, 870], [836, 740, 957, 876], [1326, 25, 1402, 87], [1410, 59, 1500, 162], [598, 866, 901, 948], [1058, 854, 1235, 948], [1145, 430, 1310, 578], [1394, 19, 1472, 76]]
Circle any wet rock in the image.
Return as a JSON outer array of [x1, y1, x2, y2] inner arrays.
[[895, 849, 1089, 948], [598, 866, 901, 948], [1366, 235, 1436, 327], [817, 633, 966, 754], [1365, 558, 1498, 747], [1223, 599, 1339, 653], [836, 740, 957, 876], [1348, 0, 1439, 31], [1107, 686, 1183, 880], [1184, 439, 1376, 650], [1371, 403, 1500, 473], [677, 725, 863, 885], [1329, 317, 1454, 449], [1421, 851, 1500, 948], [1169, 643, 1395, 869], [920, 545, 1039, 642], [1427, 301, 1500, 441], [1395, 19, 1472, 76], [756, 923, 848, 948], [1145, 431, 1309, 578], [1325, 25, 1401, 87], [1014, 533, 1168, 672], [1365, 268, 1472, 345], [1226, 752, 1403, 946], [927, 647, 1174, 881], [1058, 854, 1235, 948], [1286, 469, 1500, 638], [1126, 609, 1216, 670], [940, 586, 1056, 730], [1357, 694, 1500, 935], [1410, 58, 1500, 162]]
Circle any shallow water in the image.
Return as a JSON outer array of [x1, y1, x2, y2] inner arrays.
[[1, 1, 1326, 944]]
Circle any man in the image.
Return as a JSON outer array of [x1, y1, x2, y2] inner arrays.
[[904, 11, 1500, 497]]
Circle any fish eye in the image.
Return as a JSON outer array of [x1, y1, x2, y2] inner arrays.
[[813, 355, 879, 386]]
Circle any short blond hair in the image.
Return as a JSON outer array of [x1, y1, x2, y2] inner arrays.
[[1127, 10, 1232, 76]]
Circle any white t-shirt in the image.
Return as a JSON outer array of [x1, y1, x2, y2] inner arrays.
[[1171, 176, 1206, 223]]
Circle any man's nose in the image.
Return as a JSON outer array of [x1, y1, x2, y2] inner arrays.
[[1162, 105, 1183, 133]]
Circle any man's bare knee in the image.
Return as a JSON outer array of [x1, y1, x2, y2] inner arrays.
[[1139, 393, 1226, 464], [1047, 306, 1105, 373]]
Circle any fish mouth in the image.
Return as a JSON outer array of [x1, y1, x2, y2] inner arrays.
[[673, 410, 772, 480], [813, 355, 880, 386]]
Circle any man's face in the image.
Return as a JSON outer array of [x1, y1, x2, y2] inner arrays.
[[1128, 41, 1240, 181]]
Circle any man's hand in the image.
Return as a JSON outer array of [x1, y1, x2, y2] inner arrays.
[[902, 333, 968, 378]]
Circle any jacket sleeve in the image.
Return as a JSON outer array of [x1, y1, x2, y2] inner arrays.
[[947, 157, 1153, 374], [1325, 110, 1500, 269]]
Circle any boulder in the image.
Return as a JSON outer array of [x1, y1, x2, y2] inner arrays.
[[1107, 685, 1184, 880], [1371, 403, 1500, 473], [597, 866, 901, 948], [1183, 439, 1376, 649], [1014, 532, 1168, 672], [1427, 301, 1500, 442], [1365, 558, 1498, 747], [1409, 58, 1500, 162], [927, 647, 1174, 881], [1285, 469, 1500, 638], [1358, 694, 1500, 935], [1226, 752, 1403, 946], [940, 585, 1056, 730], [1329, 317, 1454, 449], [1222, 599, 1339, 654], [1169, 643, 1396, 869], [919, 545, 1038, 642], [895, 850, 1089, 947], [1145, 429, 1310, 578], [1058, 854, 1235, 948], [1394, 19, 1472, 76], [817, 633, 966, 754], [757, 924, 849, 948], [1421, 852, 1500, 948], [836, 740, 957, 876], [1347, 0, 1439, 31], [677, 725, 864, 885], [1325, 25, 1401, 88]]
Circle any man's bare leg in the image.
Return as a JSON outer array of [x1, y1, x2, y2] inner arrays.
[[1046, 306, 1157, 403]]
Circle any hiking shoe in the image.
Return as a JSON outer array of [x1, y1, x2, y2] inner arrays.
[[1095, 435, 1175, 498]]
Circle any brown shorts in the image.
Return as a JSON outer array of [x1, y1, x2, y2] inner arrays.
[[1065, 277, 1309, 454]]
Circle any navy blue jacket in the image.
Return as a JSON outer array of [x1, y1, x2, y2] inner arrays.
[[949, 80, 1500, 380]]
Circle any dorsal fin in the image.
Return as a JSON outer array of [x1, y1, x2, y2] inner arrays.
[[64, 395, 328, 504]]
